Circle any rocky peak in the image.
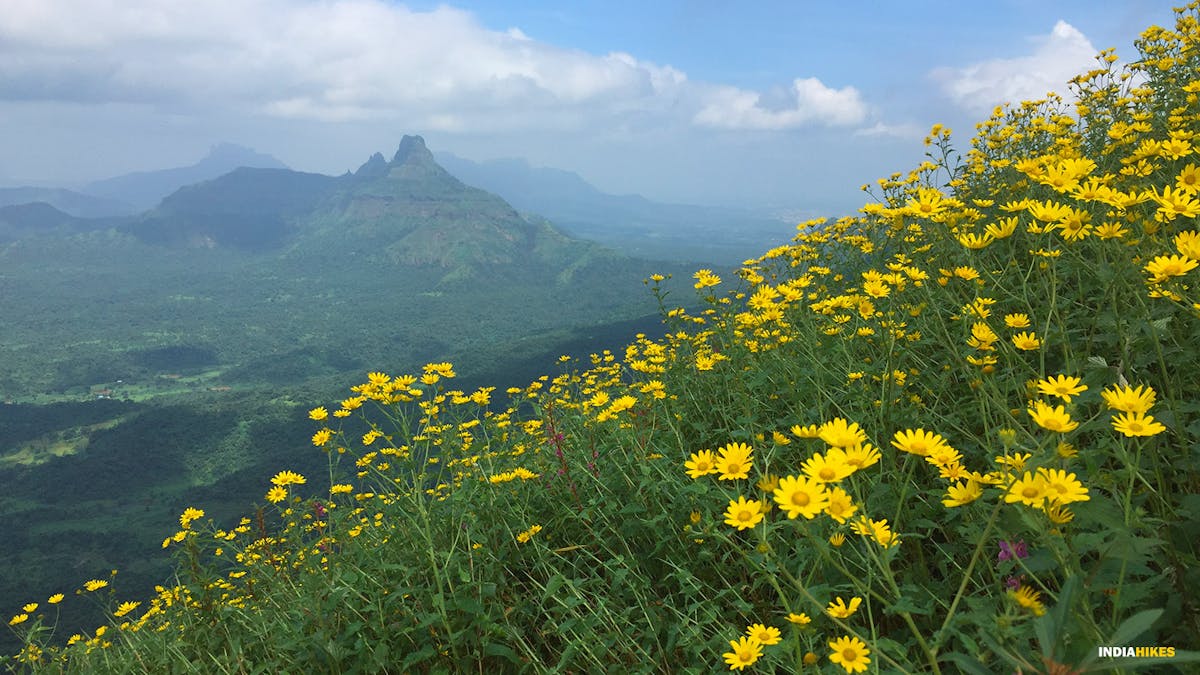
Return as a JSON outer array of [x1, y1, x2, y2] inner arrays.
[[391, 135, 435, 167], [355, 152, 389, 178]]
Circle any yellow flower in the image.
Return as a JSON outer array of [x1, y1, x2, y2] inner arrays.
[[265, 486, 288, 503], [1176, 230, 1200, 259], [1027, 401, 1079, 433], [986, 216, 1019, 239], [1005, 471, 1048, 508], [819, 418, 868, 448], [1036, 374, 1088, 403], [47, 594, 64, 605], [695, 353, 720, 371], [756, 473, 780, 493], [1038, 468, 1090, 504], [1009, 586, 1046, 616], [1004, 313, 1031, 328], [957, 232, 995, 249], [9, 614, 28, 626], [823, 487, 858, 524], [1176, 164, 1200, 193], [1111, 411, 1166, 437], [828, 635, 872, 673], [995, 452, 1031, 471], [113, 601, 140, 618], [842, 443, 881, 470], [271, 470, 307, 487], [802, 451, 855, 483], [693, 269, 722, 289], [787, 612, 812, 625], [773, 475, 829, 519], [791, 424, 821, 438], [851, 515, 898, 547], [723, 496, 764, 531], [83, 580, 109, 593], [1145, 254, 1199, 283], [826, 596, 863, 619], [723, 636, 763, 671], [715, 442, 754, 480], [308, 407, 328, 421], [22, 603, 37, 613], [891, 428, 951, 456], [1045, 503, 1075, 525], [745, 623, 782, 645], [685, 449, 719, 479], [1095, 222, 1128, 239], [829, 532, 847, 547], [1100, 384, 1156, 414], [179, 507, 205, 529], [312, 428, 333, 447], [942, 480, 983, 508], [953, 266, 980, 280], [1056, 441, 1078, 459], [1012, 331, 1042, 350], [516, 524, 543, 543]]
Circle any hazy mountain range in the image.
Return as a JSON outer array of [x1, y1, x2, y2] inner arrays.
[[435, 152, 793, 262], [1, 140, 795, 264]]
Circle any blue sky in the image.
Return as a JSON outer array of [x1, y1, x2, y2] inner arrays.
[[0, 1, 1181, 215]]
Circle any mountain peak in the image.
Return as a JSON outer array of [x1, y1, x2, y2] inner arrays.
[[355, 152, 389, 178], [201, 143, 287, 170], [391, 135, 434, 166]]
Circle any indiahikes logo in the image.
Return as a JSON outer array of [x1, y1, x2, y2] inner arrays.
[[1097, 646, 1177, 658]]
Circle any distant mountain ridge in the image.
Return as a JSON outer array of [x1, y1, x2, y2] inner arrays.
[[83, 143, 289, 211], [125, 136, 615, 284], [434, 152, 794, 263], [0, 187, 132, 218]]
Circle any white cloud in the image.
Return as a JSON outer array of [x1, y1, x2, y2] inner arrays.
[[0, 0, 688, 129], [932, 20, 1097, 113], [693, 77, 867, 130], [0, 0, 874, 135], [853, 122, 925, 140]]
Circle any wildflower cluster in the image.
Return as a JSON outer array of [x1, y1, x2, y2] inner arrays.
[[9, 4, 1200, 673]]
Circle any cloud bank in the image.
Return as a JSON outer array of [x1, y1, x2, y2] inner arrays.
[[0, 0, 866, 132], [932, 20, 1098, 113]]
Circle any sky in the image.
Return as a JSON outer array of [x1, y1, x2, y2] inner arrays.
[[0, 0, 1181, 214]]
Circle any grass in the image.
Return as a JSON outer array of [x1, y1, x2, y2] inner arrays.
[[7, 4, 1200, 673]]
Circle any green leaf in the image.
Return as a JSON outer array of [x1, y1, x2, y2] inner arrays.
[[482, 642, 523, 664], [942, 652, 997, 675], [543, 573, 564, 600], [888, 591, 933, 616], [399, 645, 437, 670], [1043, 575, 1080, 656], [1108, 608, 1163, 646]]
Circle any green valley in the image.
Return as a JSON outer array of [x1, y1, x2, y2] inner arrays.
[[0, 137, 706, 651]]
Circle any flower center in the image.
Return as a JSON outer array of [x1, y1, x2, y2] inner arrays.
[[791, 492, 810, 507]]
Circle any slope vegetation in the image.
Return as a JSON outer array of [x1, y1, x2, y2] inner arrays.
[[7, 6, 1200, 673]]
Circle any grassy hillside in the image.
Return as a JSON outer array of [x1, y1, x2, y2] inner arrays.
[[8, 5, 1200, 673]]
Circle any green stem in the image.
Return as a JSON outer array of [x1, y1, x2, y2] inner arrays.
[[931, 496, 1004, 656]]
